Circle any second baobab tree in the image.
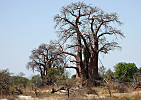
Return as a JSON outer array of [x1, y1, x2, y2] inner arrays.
[[27, 41, 64, 84], [54, 2, 125, 84]]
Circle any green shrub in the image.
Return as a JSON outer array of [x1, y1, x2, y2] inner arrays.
[[11, 76, 30, 87], [115, 62, 138, 81], [0, 69, 11, 95]]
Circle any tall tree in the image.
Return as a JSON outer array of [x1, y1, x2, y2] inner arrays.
[[54, 2, 124, 84], [27, 41, 64, 82]]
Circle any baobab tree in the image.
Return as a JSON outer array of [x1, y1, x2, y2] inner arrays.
[[54, 2, 125, 84], [27, 41, 64, 83]]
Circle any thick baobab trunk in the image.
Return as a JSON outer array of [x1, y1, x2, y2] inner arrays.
[[88, 53, 98, 85], [75, 68, 80, 79], [40, 69, 45, 85], [76, 55, 81, 78], [76, 32, 83, 78], [88, 39, 99, 85], [39, 66, 44, 81], [45, 64, 50, 77], [93, 53, 98, 80]]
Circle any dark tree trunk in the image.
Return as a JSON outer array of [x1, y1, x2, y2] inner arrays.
[[88, 40, 99, 85], [40, 67, 44, 83], [76, 32, 84, 79], [88, 53, 98, 85], [76, 55, 81, 78]]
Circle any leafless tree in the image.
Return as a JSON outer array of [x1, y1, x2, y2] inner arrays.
[[27, 41, 64, 83], [54, 2, 124, 84], [99, 65, 106, 76]]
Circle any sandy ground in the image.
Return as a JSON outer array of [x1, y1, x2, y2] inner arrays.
[[1, 87, 141, 100], [5, 90, 139, 100]]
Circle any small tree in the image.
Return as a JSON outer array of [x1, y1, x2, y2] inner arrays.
[[0, 69, 11, 95], [99, 66, 106, 76], [115, 62, 138, 81], [46, 66, 64, 85]]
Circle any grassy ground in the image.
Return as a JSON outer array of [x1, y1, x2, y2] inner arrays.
[[1, 85, 141, 100]]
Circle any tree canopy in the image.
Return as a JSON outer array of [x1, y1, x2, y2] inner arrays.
[[27, 41, 65, 82], [54, 1, 124, 83], [25, 2, 125, 85], [115, 62, 138, 80]]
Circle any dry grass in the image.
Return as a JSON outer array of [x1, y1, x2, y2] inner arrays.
[[1, 85, 141, 100]]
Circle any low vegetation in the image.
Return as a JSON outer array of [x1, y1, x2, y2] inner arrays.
[[1, 1, 140, 100], [1, 63, 141, 100]]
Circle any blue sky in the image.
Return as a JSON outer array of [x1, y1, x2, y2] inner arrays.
[[0, 0, 141, 77]]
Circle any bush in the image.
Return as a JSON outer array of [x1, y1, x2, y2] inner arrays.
[[0, 69, 11, 95], [46, 67, 65, 84], [30, 75, 41, 84], [11, 76, 30, 88], [115, 62, 138, 81]]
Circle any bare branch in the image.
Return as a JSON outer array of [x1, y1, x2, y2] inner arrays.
[[62, 51, 77, 58], [97, 42, 121, 53]]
